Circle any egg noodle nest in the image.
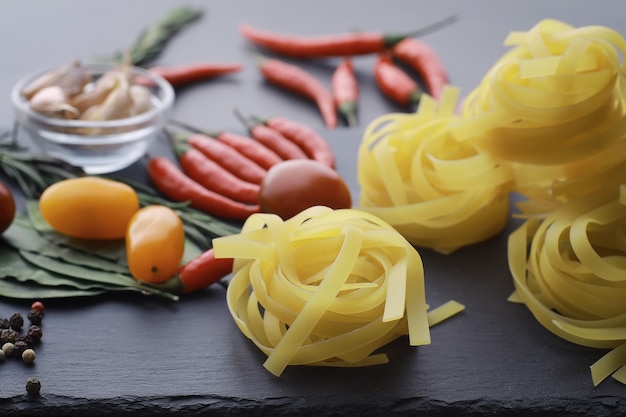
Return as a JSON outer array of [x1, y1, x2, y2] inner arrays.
[[357, 19, 626, 386]]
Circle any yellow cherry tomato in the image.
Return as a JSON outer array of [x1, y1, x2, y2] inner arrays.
[[39, 177, 139, 240], [126, 204, 185, 284]]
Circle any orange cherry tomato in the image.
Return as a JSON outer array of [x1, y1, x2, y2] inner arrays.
[[0, 180, 16, 235], [259, 159, 352, 220], [126, 205, 185, 284], [39, 177, 139, 240]]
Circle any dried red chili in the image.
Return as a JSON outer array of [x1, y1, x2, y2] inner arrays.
[[176, 248, 233, 293], [257, 56, 337, 129], [391, 38, 449, 99], [259, 115, 336, 169], [174, 141, 260, 205], [148, 156, 260, 221], [374, 53, 422, 107], [136, 63, 242, 88], [239, 15, 457, 58], [331, 58, 359, 127]]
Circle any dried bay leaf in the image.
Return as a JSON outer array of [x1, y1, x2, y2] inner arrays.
[[25, 200, 127, 263], [0, 277, 107, 299], [18, 250, 178, 301]]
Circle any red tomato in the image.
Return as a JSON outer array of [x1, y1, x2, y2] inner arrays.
[[259, 159, 352, 220], [0, 180, 16, 234]]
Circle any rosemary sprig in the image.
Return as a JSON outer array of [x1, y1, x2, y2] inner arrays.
[[0, 148, 87, 199], [121, 5, 204, 67]]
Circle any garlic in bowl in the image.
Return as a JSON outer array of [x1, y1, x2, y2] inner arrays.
[[11, 60, 175, 174]]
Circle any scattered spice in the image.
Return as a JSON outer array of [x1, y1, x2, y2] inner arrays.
[[9, 312, 24, 331], [28, 309, 44, 326], [25, 377, 41, 396], [27, 325, 43, 344], [13, 340, 29, 357], [22, 348, 36, 364], [2, 342, 14, 356], [30, 301, 45, 312], [0, 328, 18, 344]]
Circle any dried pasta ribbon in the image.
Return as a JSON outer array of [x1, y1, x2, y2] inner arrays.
[[213, 206, 464, 377], [508, 184, 626, 386], [451, 19, 626, 214], [357, 86, 514, 254]]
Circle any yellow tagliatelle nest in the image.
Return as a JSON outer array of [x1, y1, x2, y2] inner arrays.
[[212, 206, 464, 377], [451, 19, 626, 215], [357, 86, 514, 254], [508, 184, 626, 386]]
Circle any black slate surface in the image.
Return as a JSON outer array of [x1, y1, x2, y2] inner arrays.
[[1, 1, 626, 416]]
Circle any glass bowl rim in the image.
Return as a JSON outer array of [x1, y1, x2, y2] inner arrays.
[[11, 62, 175, 131]]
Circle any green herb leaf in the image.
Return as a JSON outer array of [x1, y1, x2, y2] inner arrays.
[[0, 276, 107, 299], [127, 6, 204, 66]]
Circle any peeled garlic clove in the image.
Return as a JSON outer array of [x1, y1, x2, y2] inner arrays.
[[22, 60, 91, 100], [29, 85, 79, 119], [70, 70, 119, 114], [129, 85, 153, 116], [79, 73, 133, 121]]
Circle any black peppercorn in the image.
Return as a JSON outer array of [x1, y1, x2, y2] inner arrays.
[[27, 325, 43, 344], [0, 328, 18, 344], [13, 340, 29, 357], [25, 377, 41, 396], [9, 313, 23, 331], [0, 317, 9, 329], [27, 309, 44, 326], [17, 334, 34, 348]]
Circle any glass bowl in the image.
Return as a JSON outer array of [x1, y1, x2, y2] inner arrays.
[[11, 63, 175, 174]]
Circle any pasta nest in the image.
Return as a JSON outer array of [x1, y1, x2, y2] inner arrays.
[[357, 87, 513, 254], [212, 206, 464, 377], [509, 184, 626, 386], [453, 18, 626, 215]]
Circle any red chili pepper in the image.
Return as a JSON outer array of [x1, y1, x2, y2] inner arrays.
[[391, 38, 448, 100], [174, 142, 260, 205], [257, 56, 337, 129], [169, 120, 282, 171], [234, 109, 309, 161], [212, 130, 282, 170], [331, 58, 359, 127], [177, 248, 234, 293], [136, 63, 242, 88], [260, 116, 336, 169], [172, 131, 267, 184], [239, 16, 457, 58], [374, 53, 422, 107], [148, 156, 260, 221]]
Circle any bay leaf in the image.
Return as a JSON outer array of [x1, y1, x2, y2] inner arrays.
[[25, 199, 127, 263], [17, 250, 178, 300], [3, 214, 129, 273], [0, 277, 107, 299]]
